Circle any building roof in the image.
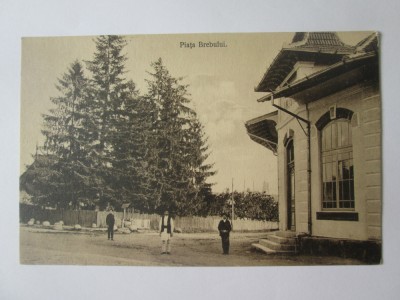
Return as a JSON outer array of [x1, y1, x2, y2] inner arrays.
[[255, 32, 357, 92], [121, 203, 131, 209], [258, 51, 378, 103], [245, 110, 278, 154], [19, 154, 58, 194], [246, 32, 379, 154], [289, 32, 355, 53], [355, 32, 379, 53], [256, 32, 379, 102]]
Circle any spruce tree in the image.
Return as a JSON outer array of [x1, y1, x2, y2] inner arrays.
[[184, 117, 215, 214], [85, 35, 134, 208], [22, 37, 216, 214], [35, 60, 95, 209], [145, 58, 215, 215]]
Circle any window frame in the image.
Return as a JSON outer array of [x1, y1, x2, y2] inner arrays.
[[315, 107, 356, 213], [321, 119, 355, 211]]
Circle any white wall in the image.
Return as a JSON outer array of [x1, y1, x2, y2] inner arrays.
[[277, 81, 381, 240]]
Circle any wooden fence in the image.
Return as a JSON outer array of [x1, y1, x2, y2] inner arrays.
[[20, 205, 278, 232], [174, 216, 278, 232], [20, 205, 97, 227], [97, 212, 159, 229]]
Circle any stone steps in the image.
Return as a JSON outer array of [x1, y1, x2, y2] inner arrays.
[[251, 243, 279, 254], [259, 238, 296, 251], [268, 234, 297, 245], [251, 231, 298, 255], [275, 231, 297, 238]]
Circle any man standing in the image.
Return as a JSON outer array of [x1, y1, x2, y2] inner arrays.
[[159, 210, 174, 254], [106, 208, 115, 241], [218, 213, 232, 255]]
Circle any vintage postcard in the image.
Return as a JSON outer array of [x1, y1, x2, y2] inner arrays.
[[20, 31, 381, 266]]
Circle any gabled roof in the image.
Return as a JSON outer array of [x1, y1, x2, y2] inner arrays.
[[256, 32, 379, 102], [246, 32, 379, 154], [255, 32, 356, 92], [355, 32, 379, 53], [20, 154, 59, 194], [257, 51, 378, 103]]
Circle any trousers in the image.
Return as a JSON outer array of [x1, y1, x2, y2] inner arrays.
[[108, 226, 114, 240], [221, 234, 230, 254], [161, 232, 172, 253]]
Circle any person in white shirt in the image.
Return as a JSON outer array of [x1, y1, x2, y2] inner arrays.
[[159, 210, 174, 254]]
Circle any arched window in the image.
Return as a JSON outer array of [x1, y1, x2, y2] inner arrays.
[[321, 119, 354, 209]]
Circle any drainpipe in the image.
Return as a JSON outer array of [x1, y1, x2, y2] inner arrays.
[[270, 93, 312, 235], [306, 104, 312, 236]]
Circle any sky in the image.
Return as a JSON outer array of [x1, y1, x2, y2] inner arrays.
[[20, 32, 371, 194]]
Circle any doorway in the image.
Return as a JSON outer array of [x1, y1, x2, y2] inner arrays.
[[287, 140, 295, 231]]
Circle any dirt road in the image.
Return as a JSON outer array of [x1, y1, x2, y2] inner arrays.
[[20, 226, 362, 266]]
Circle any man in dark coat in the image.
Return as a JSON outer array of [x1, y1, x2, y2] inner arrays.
[[218, 213, 232, 255], [106, 208, 115, 241]]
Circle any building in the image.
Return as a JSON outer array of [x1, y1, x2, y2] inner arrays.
[[246, 32, 381, 262]]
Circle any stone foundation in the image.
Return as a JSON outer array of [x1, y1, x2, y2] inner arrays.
[[298, 236, 382, 264]]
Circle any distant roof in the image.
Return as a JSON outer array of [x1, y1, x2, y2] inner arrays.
[[20, 154, 58, 194], [121, 203, 131, 209]]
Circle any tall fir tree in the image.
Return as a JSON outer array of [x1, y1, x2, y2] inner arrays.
[[111, 90, 161, 213], [85, 35, 146, 209], [32, 61, 96, 208], [145, 58, 215, 215], [42, 61, 88, 157], [21, 37, 215, 214], [184, 117, 215, 214]]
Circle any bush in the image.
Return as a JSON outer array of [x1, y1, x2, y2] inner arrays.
[[206, 191, 278, 221]]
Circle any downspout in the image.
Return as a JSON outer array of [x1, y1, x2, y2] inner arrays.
[[306, 104, 312, 236], [271, 93, 312, 235]]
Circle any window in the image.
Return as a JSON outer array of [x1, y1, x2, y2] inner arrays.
[[321, 119, 354, 209]]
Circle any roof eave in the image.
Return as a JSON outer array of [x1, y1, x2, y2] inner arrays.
[[264, 52, 377, 101], [245, 111, 279, 154], [254, 48, 353, 93], [254, 49, 285, 92]]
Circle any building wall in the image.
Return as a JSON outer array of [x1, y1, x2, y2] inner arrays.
[[276, 80, 381, 241], [276, 98, 309, 233]]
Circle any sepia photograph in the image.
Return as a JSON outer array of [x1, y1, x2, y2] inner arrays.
[[19, 31, 381, 266], [3, 0, 400, 298]]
